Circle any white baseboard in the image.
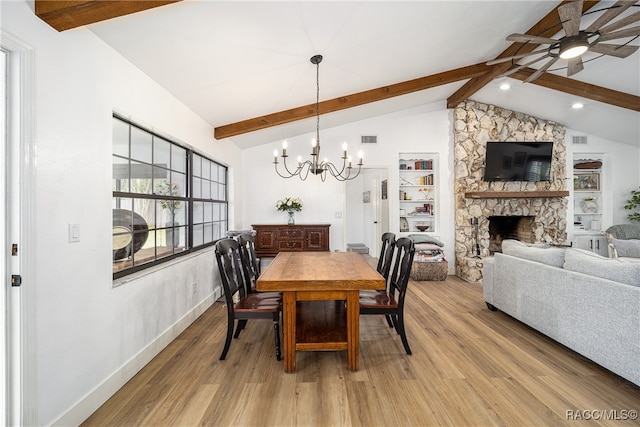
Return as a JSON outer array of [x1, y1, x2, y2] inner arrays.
[[52, 291, 220, 426]]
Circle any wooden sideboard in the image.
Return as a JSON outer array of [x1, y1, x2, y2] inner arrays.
[[252, 224, 330, 257]]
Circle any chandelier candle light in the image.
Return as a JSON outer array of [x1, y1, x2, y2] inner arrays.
[[273, 55, 363, 181]]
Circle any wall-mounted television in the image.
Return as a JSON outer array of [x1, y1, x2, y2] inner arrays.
[[484, 141, 553, 182]]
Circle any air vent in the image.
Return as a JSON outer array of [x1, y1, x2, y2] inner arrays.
[[572, 135, 588, 145], [361, 135, 377, 144]]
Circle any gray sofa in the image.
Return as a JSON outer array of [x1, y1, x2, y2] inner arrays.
[[483, 239, 640, 386]]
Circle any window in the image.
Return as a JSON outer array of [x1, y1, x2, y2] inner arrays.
[[112, 115, 227, 279]]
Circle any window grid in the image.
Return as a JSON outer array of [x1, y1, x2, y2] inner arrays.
[[112, 115, 228, 279]]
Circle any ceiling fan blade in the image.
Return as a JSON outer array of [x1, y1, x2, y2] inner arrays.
[[524, 57, 560, 83], [589, 42, 639, 58], [566, 56, 584, 77], [496, 54, 551, 79], [486, 48, 550, 65], [586, 0, 635, 33], [506, 33, 558, 45], [599, 25, 640, 42], [558, 0, 583, 37], [599, 10, 640, 34]]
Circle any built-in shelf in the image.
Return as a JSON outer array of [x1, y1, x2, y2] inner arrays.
[[464, 191, 569, 199]]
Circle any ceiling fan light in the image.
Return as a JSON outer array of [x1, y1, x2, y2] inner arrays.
[[559, 34, 589, 59]]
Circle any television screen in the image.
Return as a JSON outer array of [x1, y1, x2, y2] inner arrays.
[[483, 141, 553, 182]]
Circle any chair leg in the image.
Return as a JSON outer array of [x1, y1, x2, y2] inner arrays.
[[273, 314, 282, 361], [396, 314, 412, 355], [385, 314, 394, 328], [234, 319, 247, 338], [220, 316, 235, 360]]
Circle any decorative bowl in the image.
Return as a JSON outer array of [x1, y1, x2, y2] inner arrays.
[[416, 225, 430, 232]]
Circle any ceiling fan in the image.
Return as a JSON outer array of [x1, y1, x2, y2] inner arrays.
[[488, 0, 640, 83]]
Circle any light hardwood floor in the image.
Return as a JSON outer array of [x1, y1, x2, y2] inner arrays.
[[83, 274, 640, 426]]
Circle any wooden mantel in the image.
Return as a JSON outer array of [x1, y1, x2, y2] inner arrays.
[[464, 191, 569, 199]]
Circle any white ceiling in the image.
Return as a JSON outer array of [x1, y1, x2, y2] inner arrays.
[[87, 0, 640, 148]]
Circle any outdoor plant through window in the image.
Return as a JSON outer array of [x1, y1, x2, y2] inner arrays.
[[112, 115, 228, 279]]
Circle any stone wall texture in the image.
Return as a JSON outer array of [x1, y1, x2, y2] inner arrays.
[[454, 100, 568, 282]]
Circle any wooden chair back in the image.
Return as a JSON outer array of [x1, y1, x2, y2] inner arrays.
[[376, 232, 396, 281]]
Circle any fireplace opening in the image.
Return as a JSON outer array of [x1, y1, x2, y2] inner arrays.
[[488, 215, 535, 254]]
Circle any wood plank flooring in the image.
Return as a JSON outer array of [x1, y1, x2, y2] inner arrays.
[[82, 274, 640, 426]]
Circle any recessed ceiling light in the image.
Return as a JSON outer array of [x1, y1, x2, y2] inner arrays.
[[572, 102, 584, 109], [499, 82, 511, 91]]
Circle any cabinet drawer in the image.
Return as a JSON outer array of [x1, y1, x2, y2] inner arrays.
[[278, 240, 304, 251], [278, 228, 304, 239]]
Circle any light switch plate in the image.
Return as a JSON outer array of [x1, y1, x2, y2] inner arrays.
[[69, 223, 80, 243]]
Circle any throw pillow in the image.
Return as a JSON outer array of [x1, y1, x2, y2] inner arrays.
[[611, 238, 640, 258], [563, 248, 640, 287], [501, 239, 566, 268], [408, 234, 444, 247]]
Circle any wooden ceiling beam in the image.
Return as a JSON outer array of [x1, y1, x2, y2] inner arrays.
[[446, 0, 601, 108], [35, 0, 180, 31], [214, 63, 491, 139], [510, 68, 640, 112]]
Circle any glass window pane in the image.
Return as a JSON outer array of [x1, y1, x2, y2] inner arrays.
[[113, 156, 129, 192], [193, 201, 204, 223], [130, 126, 152, 163], [154, 137, 171, 169], [202, 159, 211, 180], [113, 118, 129, 157], [218, 167, 226, 184], [204, 223, 213, 244], [193, 154, 202, 178], [204, 202, 213, 222], [128, 162, 153, 194], [201, 180, 211, 199], [171, 171, 186, 197], [193, 224, 204, 247], [172, 145, 187, 173], [192, 177, 202, 198]]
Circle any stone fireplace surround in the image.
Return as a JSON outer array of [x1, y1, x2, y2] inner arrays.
[[453, 101, 568, 282]]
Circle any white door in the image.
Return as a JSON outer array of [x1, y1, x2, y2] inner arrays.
[[2, 32, 36, 427]]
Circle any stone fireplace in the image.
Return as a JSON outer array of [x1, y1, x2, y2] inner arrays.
[[453, 100, 568, 281]]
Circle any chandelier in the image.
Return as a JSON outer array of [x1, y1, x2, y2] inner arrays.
[[273, 55, 363, 181]]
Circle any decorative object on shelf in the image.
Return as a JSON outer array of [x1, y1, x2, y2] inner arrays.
[[580, 196, 598, 213], [418, 187, 431, 200], [400, 217, 409, 232], [416, 222, 430, 232], [624, 187, 640, 223], [574, 160, 602, 169], [273, 55, 363, 181], [276, 197, 302, 225], [574, 172, 599, 191]]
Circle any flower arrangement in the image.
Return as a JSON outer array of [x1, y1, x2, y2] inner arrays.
[[276, 197, 302, 212]]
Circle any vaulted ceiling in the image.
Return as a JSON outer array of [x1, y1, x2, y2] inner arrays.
[[36, 0, 640, 148]]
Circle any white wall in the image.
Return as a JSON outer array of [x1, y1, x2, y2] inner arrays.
[[2, 2, 242, 425], [241, 102, 456, 268]]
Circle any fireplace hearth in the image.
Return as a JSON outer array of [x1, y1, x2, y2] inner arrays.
[[488, 216, 534, 254]]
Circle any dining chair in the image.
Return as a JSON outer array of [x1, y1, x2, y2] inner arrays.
[[360, 236, 415, 355], [376, 232, 396, 280], [214, 238, 282, 361], [368, 232, 396, 327]]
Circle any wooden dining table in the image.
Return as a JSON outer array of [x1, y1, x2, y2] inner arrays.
[[256, 251, 385, 372]]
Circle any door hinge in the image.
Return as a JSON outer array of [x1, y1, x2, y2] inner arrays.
[[11, 275, 22, 287]]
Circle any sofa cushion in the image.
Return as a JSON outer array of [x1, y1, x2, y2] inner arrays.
[[501, 239, 566, 268], [563, 248, 640, 287], [611, 238, 640, 258]]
